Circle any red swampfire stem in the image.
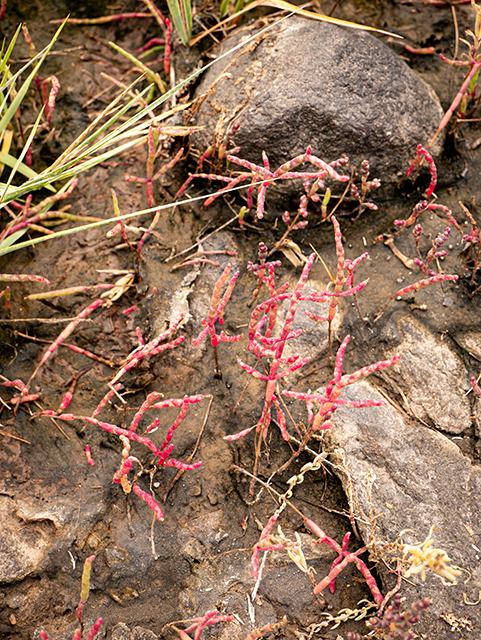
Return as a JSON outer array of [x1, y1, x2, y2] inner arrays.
[[76, 555, 95, 621], [85, 445, 94, 466], [28, 298, 103, 385], [305, 519, 383, 605]]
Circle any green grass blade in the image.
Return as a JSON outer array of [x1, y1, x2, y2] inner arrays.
[[0, 151, 40, 179], [109, 42, 166, 93], [0, 25, 21, 79], [0, 21, 66, 134], [167, 0, 192, 46], [0, 108, 47, 202]]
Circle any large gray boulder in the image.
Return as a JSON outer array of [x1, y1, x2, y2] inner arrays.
[[193, 17, 443, 193], [327, 379, 481, 638]]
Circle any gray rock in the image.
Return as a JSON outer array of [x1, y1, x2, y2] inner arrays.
[[193, 17, 443, 197], [383, 314, 472, 434], [327, 379, 481, 638], [0, 487, 106, 583]]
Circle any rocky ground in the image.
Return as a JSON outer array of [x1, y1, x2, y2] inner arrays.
[[1, 0, 481, 639]]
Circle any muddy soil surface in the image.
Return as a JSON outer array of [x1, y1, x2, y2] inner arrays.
[[1, 1, 481, 639]]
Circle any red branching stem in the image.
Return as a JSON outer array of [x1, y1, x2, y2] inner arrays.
[[180, 610, 234, 639], [41, 76, 60, 128], [224, 149, 349, 219], [192, 264, 242, 376], [140, 0, 171, 74], [405, 144, 437, 196], [93, 383, 123, 417], [130, 391, 163, 432], [132, 484, 164, 521], [283, 335, 400, 431], [305, 519, 383, 604], [230, 255, 316, 442], [154, 395, 204, 449], [60, 415, 163, 456], [110, 316, 184, 386], [28, 298, 103, 385], [251, 513, 279, 579], [85, 445, 95, 466], [396, 274, 458, 297]]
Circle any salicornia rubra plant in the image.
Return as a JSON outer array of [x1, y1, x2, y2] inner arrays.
[[171, 609, 234, 639], [306, 518, 384, 605], [59, 392, 203, 521], [177, 147, 349, 220], [39, 556, 102, 640], [191, 263, 243, 378], [283, 334, 400, 433], [304, 216, 369, 364]]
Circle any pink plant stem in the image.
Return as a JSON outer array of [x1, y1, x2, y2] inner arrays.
[[85, 619, 103, 640], [396, 274, 458, 296], [2, 379, 29, 394], [0, 274, 49, 284], [471, 377, 481, 396], [85, 445, 94, 466], [28, 299, 103, 385], [113, 456, 138, 483], [405, 144, 437, 196], [62, 415, 163, 456], [251, 513, 279, 579], [109, 317, 184, 386], [76, 555, 95, 621], [50, 13, 152, 24], [132, 483, 164, 521], [0, 0, 7, 19], [122, 305, 137, 314], [41, 76, 60, 127], [180, 610, 234, 640], [430, 61, 481, 147], [140, 0, 171, 74], [130, 391, 163, 432], [305, 519, 383, 604]]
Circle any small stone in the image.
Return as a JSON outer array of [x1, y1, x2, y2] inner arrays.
[[5, 593, 25, 609], [104, 546, 129, 567], [193, 484, 202, 497], [132, 627, 158, 640], [111, 622, 131, 640], [207, 493, 218, 505]]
